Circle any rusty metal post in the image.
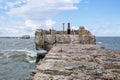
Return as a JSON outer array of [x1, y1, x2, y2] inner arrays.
[[67, 23, 71, 34]]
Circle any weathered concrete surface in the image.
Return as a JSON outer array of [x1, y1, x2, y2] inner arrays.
[[30, 44, 120, 80]]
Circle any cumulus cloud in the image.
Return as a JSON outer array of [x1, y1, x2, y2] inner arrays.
[[0, 0, 80, 36], [7, 0, 80, 20]]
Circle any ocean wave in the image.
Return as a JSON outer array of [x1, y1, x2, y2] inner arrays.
[[0, 50, 37, 63], [97, 42, 102, 44]]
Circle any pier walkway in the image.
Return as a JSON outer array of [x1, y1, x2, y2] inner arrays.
[[30, 44, 120, 80]]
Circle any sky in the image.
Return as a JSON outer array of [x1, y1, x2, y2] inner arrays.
[[0, 0, 120, 37]]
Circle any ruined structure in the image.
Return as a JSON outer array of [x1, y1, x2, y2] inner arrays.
[[35, 26, 96, 51], [35, 29, 44, 50], [78, 26, 96, 44], [35, 29, 53, 51]]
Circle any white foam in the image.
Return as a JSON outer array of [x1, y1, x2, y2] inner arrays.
[[25, 56, 36, 63], [25, 50, 37, 57], [22, 50, 37, 63], [97, 42, 102, 44], [0, 49, 37, 63]]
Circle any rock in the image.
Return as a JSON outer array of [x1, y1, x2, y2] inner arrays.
[[35, 29, 44, 49], [21, 35, 30, 39], [78, 26, 96, 44], [35, 29, 56, 51]]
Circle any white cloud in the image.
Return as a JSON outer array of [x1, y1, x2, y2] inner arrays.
[[0, 0, 81, 36], [25, 20, 39, 30], [6, 1, 23, 8], [0, 25, 36, 37], [7, 0, 80, 24], [72, 26, 79, 30], [45, 19, 56, 29], [90, 22, 120, 36]]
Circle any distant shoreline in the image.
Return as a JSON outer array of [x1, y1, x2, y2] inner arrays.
[[0, 37, 35, 38], [0, 37, 19, 38]]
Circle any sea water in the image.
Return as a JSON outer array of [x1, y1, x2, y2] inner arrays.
[[0, 37, 36, 80], [96, 37, 120, 50], [0, 37, 120, 80]]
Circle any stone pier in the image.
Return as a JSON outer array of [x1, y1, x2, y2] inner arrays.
[[29, 44, 120, 80]]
